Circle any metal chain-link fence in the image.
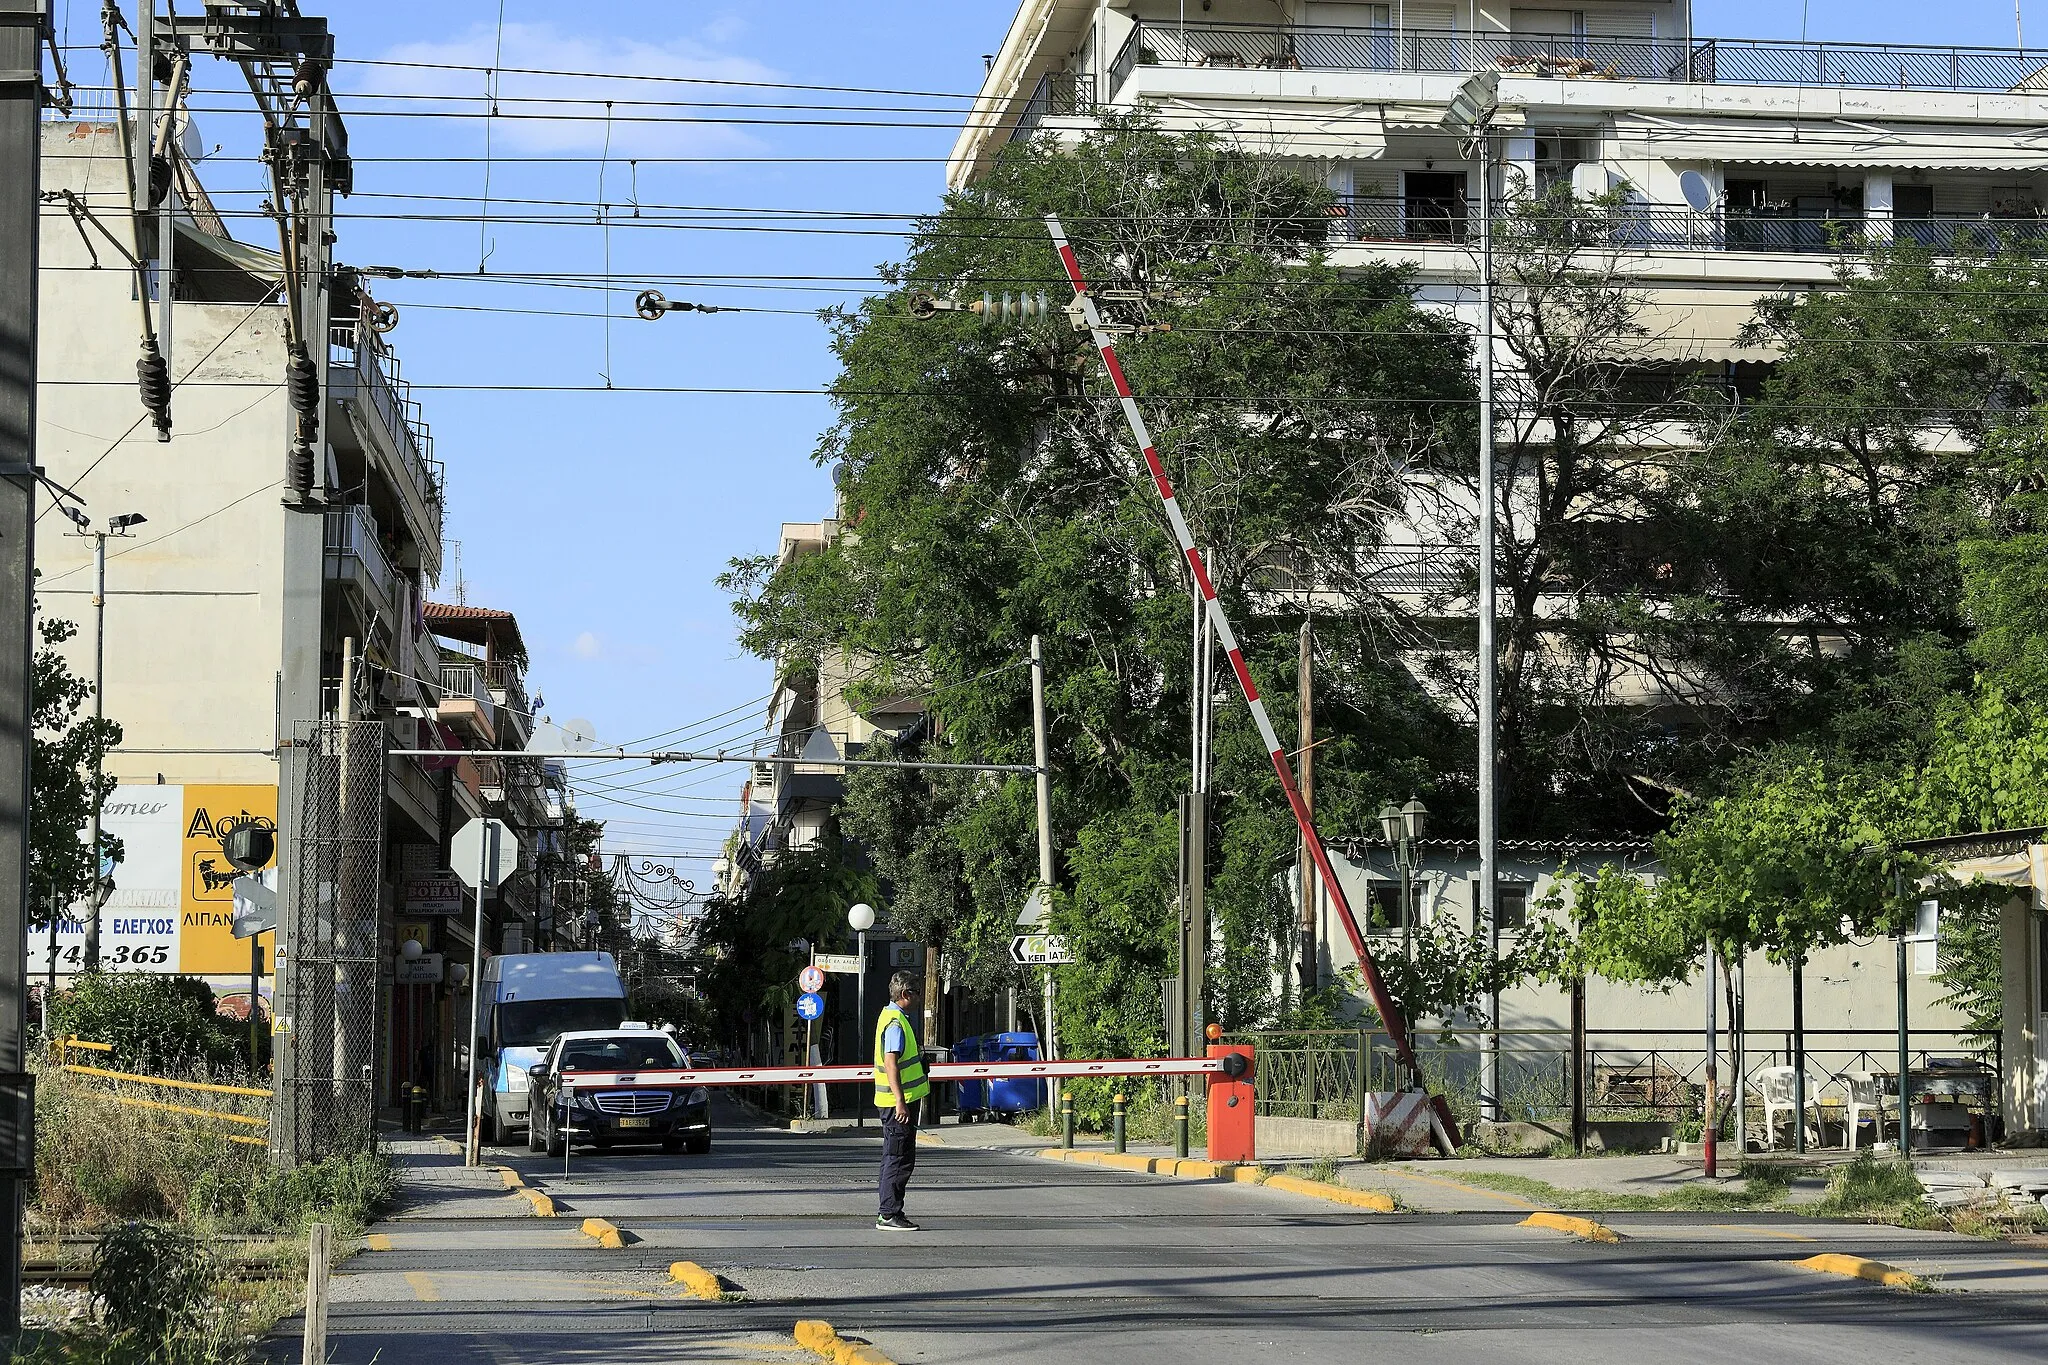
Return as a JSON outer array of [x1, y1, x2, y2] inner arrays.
[[278, 718, 385, 1163]]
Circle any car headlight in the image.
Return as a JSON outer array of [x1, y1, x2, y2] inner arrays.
[[507, 1066, 532, 1094], [687, 1088, 709, 1106], [570, 1088, 601, 1110]]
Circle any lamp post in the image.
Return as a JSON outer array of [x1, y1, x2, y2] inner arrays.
[[1377, 799, 1428, 1084], [848, 902, 874, 1129], [62, 506, 145, 971]]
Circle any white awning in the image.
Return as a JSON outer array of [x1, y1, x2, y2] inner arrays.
[[1631, 289, 1776, 361], [1151, 98, 1387, 159], [1613, 113, 2048, 172]]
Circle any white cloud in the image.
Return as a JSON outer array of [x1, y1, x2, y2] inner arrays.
[[356, 22, 783, 156], [573, 631, 602, 659]]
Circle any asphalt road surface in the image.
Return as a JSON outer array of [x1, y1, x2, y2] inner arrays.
[[280, 1099, 2048, 1364]]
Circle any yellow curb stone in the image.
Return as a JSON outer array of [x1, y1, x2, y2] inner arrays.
[[1797, 1253, 1923, 1289], [1520, 1211, 1622, 1243], [579, 1216, 626, 1249], [669, 1260, 725, 1300]]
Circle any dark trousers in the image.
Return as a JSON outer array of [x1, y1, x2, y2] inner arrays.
[[878, 1098, 921, 1218]]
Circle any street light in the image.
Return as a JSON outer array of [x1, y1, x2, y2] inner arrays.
[[62, 507, 146, 971], [1377, 799, 1428, 971]]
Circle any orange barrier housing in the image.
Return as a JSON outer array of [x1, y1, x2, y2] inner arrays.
[[1205, 1043, 1256, 1163]]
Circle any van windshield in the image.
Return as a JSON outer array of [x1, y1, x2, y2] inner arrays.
[[497, 997, 624, 1048]]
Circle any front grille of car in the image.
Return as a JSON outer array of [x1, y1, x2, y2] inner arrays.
[[592, 1090, 672, 1116]]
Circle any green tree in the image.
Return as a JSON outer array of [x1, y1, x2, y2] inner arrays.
[[721, 117, 1474, 1044], [33, 614, 122, 921]]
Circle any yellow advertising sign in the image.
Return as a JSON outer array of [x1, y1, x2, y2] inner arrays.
[[178, 785, 278, 975]]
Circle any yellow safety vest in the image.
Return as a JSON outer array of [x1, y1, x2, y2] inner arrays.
[[872, 1003, 930, 1108]]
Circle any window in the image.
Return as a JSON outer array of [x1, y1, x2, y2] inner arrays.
[[1403, 171, 1467, 242], [1910, 899, 1940, 976], [1368, 884, 1417, 933], [558, 1034, 685, 1072], [1470, 880, 1529, 933], [496, 997, 626, 1048]]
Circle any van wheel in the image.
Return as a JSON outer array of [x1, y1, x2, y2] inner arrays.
[[491, 1107, 516, 1147]]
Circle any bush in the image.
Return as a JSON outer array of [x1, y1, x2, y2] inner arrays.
[[48, 974, 249, 1075]]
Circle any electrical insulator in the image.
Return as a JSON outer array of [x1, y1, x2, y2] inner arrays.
[[148, 154, 172, 209], [136, 337, 171, 442], [967, 290, 1051, 324], [287, 438, 315, 496], [287, 341, 319, 416]]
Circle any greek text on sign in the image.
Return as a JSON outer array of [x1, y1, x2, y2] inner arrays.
[[813, 953, 862, 974], [402, 871, 463, 916], [1010, 934, 1074, 965]]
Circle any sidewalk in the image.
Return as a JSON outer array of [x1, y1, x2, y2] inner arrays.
[[378, 1132, 549, 1220]]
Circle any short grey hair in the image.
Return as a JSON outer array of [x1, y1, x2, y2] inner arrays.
[[889, 970, 920, 1000]]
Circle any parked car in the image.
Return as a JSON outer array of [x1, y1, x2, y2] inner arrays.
[[526, 1025, 712, 1156]]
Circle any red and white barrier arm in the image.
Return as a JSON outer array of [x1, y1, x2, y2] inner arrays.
[[552, 1057, 1229, 1089], [1043, 213, 1459, 1151]]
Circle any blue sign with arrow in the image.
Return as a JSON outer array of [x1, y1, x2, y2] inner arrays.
[[795, 991, 824, 1021]]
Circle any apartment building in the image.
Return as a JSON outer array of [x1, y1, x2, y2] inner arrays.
[[953, 1, 2019, 1100], [35, 101, 568, 1116]]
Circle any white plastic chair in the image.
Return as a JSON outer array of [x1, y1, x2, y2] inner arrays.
[[1844, 1072, 1882, 1151], [1759, 1066, 1820, 1149]]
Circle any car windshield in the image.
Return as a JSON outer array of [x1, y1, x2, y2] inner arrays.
[[497, 997, 625, 1048], [558, 1035, 686, 1071]]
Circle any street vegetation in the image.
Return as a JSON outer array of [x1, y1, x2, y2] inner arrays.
[[703, 117, 2048, 1113]]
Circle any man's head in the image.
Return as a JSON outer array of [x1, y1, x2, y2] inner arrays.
[[889, 970, 920, 1006]]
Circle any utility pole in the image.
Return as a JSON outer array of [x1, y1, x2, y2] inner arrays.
[[68, 510, 144, 970], [0, 0, 48, 1334], [1296, 621, 1315, 1000], [1030, 635, 1057, 1060], [1182, 558, 1211, 1057]]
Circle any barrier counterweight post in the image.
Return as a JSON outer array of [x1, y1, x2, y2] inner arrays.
[[1112, 1093, 1127, 1154], [1061, 1090, 1075, 1149], [1044, 214, 1459, 1152], [1175, 1094, 1190, 1159]]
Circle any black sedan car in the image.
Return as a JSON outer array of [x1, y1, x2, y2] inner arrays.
[[525, 1026, 712, 1156]]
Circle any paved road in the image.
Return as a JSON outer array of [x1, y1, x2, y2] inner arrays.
[[281, 1100, 2048, 1364]]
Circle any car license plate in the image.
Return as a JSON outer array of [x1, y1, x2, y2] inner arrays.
[[619, 1117, 652, 1129]]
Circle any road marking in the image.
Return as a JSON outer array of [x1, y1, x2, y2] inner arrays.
[[1380, 1167, 1539, 1209], [363, 1234, 394, 1252], [1711, 1223, 1818, 1242], [1521, 1212, 1622, 1243], [1795, 1253, 1924, 1290], [671, 1260, 726, 1300], [795, 1319, 899, 1365], [403, 1272, 440, 1302]]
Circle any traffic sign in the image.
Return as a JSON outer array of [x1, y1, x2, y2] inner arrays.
[[814, 953, 862, 974], [452, 817, 517, 889], [230, 871, 278, 939], [797, 965, 825, 993], [795, 991, 825, 1021], [1010, 934, 1074, 965]]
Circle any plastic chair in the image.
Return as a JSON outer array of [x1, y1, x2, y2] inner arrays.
[[1758, 1066, 1819, 1149], [1844, 1072, 1882, 1150]]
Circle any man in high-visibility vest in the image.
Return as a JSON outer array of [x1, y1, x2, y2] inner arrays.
[[873, 970, 929, 1231]]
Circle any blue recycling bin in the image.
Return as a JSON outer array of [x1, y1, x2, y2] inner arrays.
[[949, 1034, 986, 1117], [985, 1033, 1046, 1115]]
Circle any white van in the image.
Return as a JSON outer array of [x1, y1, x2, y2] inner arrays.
[[476, 951, 626, 1143]]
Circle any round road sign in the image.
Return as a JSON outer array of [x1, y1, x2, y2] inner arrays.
[[795, 991, 825, 1022], [798, 965, 826, 993]]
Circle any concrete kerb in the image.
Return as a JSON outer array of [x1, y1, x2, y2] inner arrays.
[[1796, 1252, 1926, 1290], [1519, 1211, 1623, 1243], [579, 1217, 627, 1249], [1013, 1144, 1395, 1211], [515, 1187, 557, 1217], [669, 1260, 727, 1300], [795, 1318, 899, 1365]]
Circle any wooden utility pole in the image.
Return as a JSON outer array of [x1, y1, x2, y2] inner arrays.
[[1296, 621, 1315, 999]]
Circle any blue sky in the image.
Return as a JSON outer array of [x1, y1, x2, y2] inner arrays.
[[54, 1, 2034, 879]]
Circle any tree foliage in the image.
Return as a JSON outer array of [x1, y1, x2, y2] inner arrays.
[[33, 613, 121, 922]]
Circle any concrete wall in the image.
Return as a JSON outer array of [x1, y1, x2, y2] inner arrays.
[[36, 121, 291, 789]]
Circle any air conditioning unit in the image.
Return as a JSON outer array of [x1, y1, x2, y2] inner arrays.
[[388, 714, 422, 749], [752, 761, 777, 790]]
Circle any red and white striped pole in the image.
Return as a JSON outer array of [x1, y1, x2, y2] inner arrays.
[[1045, 214, 1460, 1151]]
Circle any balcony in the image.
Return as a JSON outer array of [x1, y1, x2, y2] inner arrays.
[[481, 660, 531, 747], [1336, 194, 2048, 256], [329, 319, 446, 559], [323, 504, 395, 622], [1015, 70, 1096, 142], [437, 659, 497, 745], [1108, 20, 2048, 98]]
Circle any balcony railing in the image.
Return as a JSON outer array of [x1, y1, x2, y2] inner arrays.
[[329, 320, 445, 523], [1336, 194, 2048, 255], [1109, 20, 2048, 97], [438, 660, 497, 730], [481, 660, 530, 740], [1014, 70, 1096, 142], [323, 504, 395, 619]]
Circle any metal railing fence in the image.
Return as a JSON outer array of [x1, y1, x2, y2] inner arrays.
[[1014, 70, 1095, 141], [1108, 21, 2048, 96]]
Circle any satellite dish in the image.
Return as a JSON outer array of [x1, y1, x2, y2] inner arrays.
[[532, 717, 600, 752], [561, 718, 598, 751], [1679, 170, 1716, 212]]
